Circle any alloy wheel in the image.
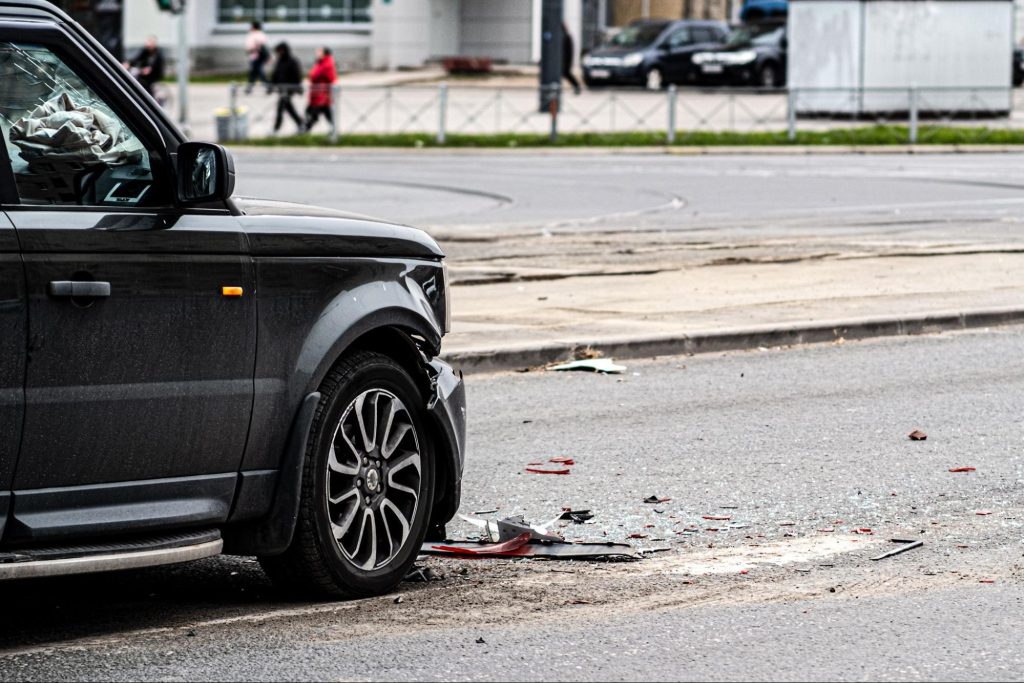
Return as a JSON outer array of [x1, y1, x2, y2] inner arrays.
[[325, 388, 422, 571]]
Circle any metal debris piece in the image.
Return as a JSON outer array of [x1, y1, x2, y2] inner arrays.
[[423, 538, 638, 561], [644, 495, 671, 504], [404, 565, 444, 583], [870, 540, 924, 561], [948, 467, 976, 473], [558, 509, 594, 523], [548, 358, 627, 374], [432, 532, 532, 556], [703, 515, 731, 521], [908, 429, 928, 441], [526, 466, 571, 475], [496, 515, 563, 543], [472, 508, 500, 515]]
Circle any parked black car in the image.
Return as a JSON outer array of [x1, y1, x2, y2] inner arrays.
[[691, 24, 787, 87], [0, 0, 465, 599], [582, 19, 730, 89], [1014, 47, 1024, 87]]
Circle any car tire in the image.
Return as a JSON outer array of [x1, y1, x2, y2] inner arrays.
[[758, 63, 780, 89], [259, 350, 435, 599], [646, 67, 665, 91]]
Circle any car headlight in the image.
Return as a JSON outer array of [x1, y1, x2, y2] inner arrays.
[[725, 50, 758, 65], [442, 261, 452, 334], [582, 54, 594, 67], [692, 53, 711, 65], [622, 52, 644, 68]]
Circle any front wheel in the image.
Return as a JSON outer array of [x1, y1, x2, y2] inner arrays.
[[758, 63, 781, 88], [259, 351, 435, 599], [646, 67, 665, 91]]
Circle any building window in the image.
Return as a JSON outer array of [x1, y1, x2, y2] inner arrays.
[[217, 0, 371, 24]]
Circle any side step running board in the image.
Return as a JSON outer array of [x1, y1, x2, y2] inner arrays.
[[0, 531, 223, 580]]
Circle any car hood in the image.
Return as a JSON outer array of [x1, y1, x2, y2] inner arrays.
[[233, 197, 444, 259]]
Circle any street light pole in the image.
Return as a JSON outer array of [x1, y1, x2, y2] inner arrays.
[[176, 5, 190, 136]]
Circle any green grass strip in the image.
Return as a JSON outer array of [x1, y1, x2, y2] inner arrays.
[[235, 125, 1024, 148]]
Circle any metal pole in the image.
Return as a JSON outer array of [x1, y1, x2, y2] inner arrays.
[[229, 82, 238, 142], [329, 84, 341, 143], [666, 84, 677, 144], [176, 7, 190, 136], [437, 82, 448, 145], [908, 85, 918, 145], [787, 87, 797, 142], [539, 0, 564, 112]]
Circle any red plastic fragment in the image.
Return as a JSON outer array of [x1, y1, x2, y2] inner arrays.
[[976, 510, 993, 516], [739, 569, 749, 575], [908, 430, 928, 441], [852, 528, 874, 535], [549, 456, 575, 464], [525, 467, 571, 475], [432, 532, 532, 557], [703, 515, 731, 521], [627, 533, 648, 539], [979, 579, 996, 584], [948, 467, 976, 473]]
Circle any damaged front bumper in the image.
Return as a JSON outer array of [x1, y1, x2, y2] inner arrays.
[[424, 357, 466, 528]]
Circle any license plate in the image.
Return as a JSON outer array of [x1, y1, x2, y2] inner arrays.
[[589, 69, 611, 79], [702, 64, 724, 74]]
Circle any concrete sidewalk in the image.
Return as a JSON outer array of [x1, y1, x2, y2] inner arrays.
[[442, 252, 1024, 371]]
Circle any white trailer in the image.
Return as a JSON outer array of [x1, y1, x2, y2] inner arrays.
[[789, 0, 1014, 115]]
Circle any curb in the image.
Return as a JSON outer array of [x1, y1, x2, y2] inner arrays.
[[442, 306, 1024, 374]]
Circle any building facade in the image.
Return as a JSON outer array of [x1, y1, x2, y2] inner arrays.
[[52, 0, 1024, 73]]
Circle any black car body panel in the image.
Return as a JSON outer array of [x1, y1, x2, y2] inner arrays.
[[0, 0, 466, 563], [582, 19, 729, 87], [692, 24, 788, 87]]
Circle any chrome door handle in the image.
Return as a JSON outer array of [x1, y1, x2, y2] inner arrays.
[[48, 281, 112, 298]]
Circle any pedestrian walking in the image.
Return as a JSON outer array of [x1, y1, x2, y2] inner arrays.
[[562, 22, 581, 95], [125, 35, 165, 98], [244, 21, 270, 94], [305, 47, 338, 132], [270, 42, 303, 134]]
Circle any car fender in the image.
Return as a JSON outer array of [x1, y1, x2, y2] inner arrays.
[[294, 276, 443, 402]]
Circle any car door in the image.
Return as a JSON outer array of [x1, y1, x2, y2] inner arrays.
[[0, 29, 255, 540], [0, 144, 25, 538], [660, 27, 695, 82]]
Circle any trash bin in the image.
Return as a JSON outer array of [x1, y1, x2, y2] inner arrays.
[[214, 106, 249, 142]]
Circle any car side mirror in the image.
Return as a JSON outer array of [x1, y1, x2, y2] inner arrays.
[[177, 142, 235, 205]]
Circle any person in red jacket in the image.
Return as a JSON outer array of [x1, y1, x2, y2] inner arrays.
[[305, 47, 338, 132]]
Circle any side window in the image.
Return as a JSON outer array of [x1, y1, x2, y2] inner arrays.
[[0, 41, 163, 207], [692, 28, 714, 44], [667, 29, 692, 48]]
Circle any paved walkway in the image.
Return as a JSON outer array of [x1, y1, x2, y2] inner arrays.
[[442, 251, 1024, 370]]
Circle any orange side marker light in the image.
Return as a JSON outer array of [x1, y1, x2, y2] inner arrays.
[[222, 286, 244, 298]]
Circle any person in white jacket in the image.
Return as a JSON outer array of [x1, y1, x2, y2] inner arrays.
[[245, 21, 269, 94]]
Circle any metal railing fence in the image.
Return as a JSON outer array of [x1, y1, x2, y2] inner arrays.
[[220, 82, 1024, 145]]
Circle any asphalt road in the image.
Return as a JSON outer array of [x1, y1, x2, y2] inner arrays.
[[1, 327, 1022, 681], [232, 151, 1024, 244]]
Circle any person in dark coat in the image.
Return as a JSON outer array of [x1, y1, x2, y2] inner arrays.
[[562, 23, 581, 95], [270, 42, 303, 134], [305, 47, 338, 132], [126, 35, 165, 97]]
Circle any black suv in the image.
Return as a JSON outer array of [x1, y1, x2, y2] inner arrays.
[[0, 0, 465, 598], [582, 19, 729, 89]]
